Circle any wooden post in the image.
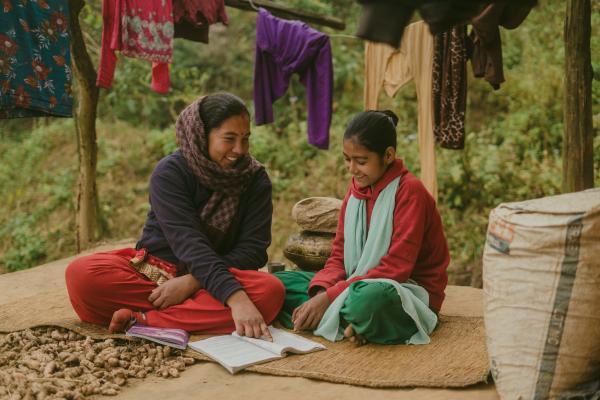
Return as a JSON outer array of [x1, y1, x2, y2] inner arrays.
[[563, 0, 594, 192], [69, 0, 99, 250]]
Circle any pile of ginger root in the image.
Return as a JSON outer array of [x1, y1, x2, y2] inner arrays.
[[0, 327, 196, 399]]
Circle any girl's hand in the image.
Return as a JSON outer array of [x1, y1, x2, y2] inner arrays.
[[292, 291, 330, 331], [148, 274, 201, 310], [227, 290, 273, 341]]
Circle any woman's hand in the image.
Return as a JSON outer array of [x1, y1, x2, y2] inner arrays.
[[226, 290, 272, 341], [148, 274, 202, 310], [292, 291, 330, 331]]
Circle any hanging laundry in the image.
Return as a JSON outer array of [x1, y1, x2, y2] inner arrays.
[[254, 8, 333, 150], [172, 0, 229, 44], [96, 0, 173, 94], [356, 0, 538, 48], [0, 0, 73, 118], [364, 21, 437, 200], [470, 3, 536, 90], [356, 0, 486, 47], [432, 25, 467, 150]]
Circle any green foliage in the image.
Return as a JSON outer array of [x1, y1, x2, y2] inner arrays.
[[0, 1, 598, 283], [1, 215, 47, 272], [0, 120, 77, 271]]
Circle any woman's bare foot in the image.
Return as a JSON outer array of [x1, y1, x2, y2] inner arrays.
[[108, 309, 146, 333], [343, 324, 367, 346]]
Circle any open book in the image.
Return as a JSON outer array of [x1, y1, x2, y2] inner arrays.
[[126, 324, 189, 350], [188, 326, 326, 374]]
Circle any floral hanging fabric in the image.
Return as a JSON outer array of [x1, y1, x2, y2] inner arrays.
[[0, 0, 73, 118]]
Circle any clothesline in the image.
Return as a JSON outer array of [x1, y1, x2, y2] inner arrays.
[[225, 0, 345, 30], [247, 0, 258, 11], [329, 33, 360, 40]]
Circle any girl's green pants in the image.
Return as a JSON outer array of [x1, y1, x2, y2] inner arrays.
[[274, 271, 419, 344]]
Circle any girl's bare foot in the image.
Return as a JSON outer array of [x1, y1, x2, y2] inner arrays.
[[343, 324, 367, 346]]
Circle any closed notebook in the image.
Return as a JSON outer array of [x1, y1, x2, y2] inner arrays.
[[126, 324, 189, 350], [188, 326, 326, 374]]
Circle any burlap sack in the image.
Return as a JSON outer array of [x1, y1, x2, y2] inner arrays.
[[483, 188, 600, 399], [283, 231, 335, 271], [292, 197, 342, 234]]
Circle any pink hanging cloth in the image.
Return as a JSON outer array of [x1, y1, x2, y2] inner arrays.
[[96, 0, 174, 94]]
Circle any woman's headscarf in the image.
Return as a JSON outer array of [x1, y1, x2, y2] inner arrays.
[[175, 97, 263, 239]]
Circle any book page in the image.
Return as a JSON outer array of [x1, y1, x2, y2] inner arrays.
[[188, 335, 281, 374], [234, 327, 326, 355]]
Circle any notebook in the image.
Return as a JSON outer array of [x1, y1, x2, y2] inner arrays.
[[188, 326, 326, 374], [126, 324, 189, 350]]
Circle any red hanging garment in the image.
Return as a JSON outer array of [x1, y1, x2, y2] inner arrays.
[[96, 0, 173, 94]]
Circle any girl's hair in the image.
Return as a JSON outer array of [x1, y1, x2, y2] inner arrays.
[[199, 92, 250, 134], [343, 110, 399, 157]]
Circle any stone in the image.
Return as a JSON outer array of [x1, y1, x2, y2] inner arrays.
[[292, 197, 342, 234], [283, 231, 335, 272]]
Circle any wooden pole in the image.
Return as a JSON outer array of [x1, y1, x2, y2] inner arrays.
[[69, 0, 99, 250], [563, 0, 594, 192], [225, 0, 346, 30]]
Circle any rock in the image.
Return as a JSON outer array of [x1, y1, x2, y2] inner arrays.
[[292, 197, 342, 234], [283, 232, 335, 271]]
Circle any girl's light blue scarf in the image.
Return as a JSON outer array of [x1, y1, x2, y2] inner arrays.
[[314, 177, 438, 343]]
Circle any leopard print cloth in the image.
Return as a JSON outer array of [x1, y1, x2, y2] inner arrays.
[[432, 25, 467, 150]]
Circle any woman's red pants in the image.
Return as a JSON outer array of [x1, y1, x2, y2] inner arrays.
[[65, 248, 285, 333]]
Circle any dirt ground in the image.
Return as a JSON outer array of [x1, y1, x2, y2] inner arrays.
[[0, 241, 499, 399], [112, 363, 498, 400]]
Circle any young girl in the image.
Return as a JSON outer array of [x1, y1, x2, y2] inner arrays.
[[275, 110, 450, 345], [65, 93, 284, 340]]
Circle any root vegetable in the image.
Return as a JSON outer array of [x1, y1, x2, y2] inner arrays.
[[23, 342, 36, 351], [43, 361, 56, 377], [64, 355, 80, 365], [50, 330, 64, 341], [135, 370, 147, 379], [84, 351, 94, 361], [79, 359, 94, 371], [106, 357, 119, 368], [23, 359, 41, 371], [64, 367, 83, 378], [142, 357, 153, 367], [1, 327, 190, 400]]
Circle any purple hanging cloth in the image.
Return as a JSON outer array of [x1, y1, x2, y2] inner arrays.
[[253, 8, 333, 150]]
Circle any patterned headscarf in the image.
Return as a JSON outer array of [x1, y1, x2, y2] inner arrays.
[[175, 97, 263, 238]]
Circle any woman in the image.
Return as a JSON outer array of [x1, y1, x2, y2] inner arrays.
[[275, 110, 450, 345], [66, 93, 284, 340]]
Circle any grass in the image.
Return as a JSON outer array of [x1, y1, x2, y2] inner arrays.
[[1, 1, 598, 279]]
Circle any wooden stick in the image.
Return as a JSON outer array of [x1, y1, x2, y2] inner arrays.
[[225, 0, 346, 31], [562, 0, 594, 192], [69, 0, 100, 251], [28, 377, 84, 383]]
